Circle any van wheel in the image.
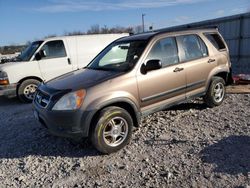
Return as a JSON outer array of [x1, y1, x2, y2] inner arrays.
[[91, 107, 133, 154], [17, 79, 40, 103], [204, 76, 225, 107]]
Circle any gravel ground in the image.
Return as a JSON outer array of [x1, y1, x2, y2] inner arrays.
[[0, 94, 249, 187]]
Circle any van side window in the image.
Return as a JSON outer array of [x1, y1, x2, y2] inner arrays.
[[41, 40, 66, 59], [177, 34, 208, 62], [205, 33, 226, 50], [147, 37, 179, 67]]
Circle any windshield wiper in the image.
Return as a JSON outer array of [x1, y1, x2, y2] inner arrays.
[[86, 67, 117, 71]]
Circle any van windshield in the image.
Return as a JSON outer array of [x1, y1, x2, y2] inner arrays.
[[87, 40, 147, 72], [17, 41, 43, 61]]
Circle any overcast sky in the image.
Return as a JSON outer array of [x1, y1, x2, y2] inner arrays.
[[0, 0, 249, 46]]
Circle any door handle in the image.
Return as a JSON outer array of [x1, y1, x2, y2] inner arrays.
[[67, 58, 71, 65], [173, 67, 184, 72], [208, 59, 215, 63]]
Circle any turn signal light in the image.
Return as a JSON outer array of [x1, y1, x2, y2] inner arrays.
[[75, 89, 86, 109], [0, 79, 9, 85]]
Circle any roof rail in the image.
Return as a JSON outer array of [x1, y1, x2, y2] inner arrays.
[[156, 25, 218, 33]]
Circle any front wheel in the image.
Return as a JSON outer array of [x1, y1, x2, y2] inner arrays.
[[17, 79, 41, 103], [90, 106, 133, 154], [204, 76, 226, 107]]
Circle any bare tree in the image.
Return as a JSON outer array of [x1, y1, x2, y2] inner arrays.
[[0, 45, 27, 55], [87, 24, 100, 34], [88, 25, 133, 34], [44, 34, 57, 39], [101, 25, 109, 34], [65, 31, 85, 36]]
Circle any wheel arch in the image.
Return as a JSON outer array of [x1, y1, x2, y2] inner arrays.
[[87, 99, 141, 136], [17, 76, 43, 89], [204, 74, 226, 107], [214, 72, 229, 84], [206, 70, 229, 92]]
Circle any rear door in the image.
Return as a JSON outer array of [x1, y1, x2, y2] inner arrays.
[[137, 36, 186, 112], [37, 40, 73, 81], [176, 34, 215, 98]]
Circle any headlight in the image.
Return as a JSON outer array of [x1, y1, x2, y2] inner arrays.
[[52, 89, 86, 110], [0, 71, 9, 85]]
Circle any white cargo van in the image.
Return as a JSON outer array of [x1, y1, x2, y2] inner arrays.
[[0, 33, 128, 102]]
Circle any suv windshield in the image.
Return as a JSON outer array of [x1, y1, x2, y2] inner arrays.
[[17, 41, 43, 61], [87, 40, 147, 72]]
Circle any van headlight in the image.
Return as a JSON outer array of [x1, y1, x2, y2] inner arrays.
[[52, 89, 86, 110], [0, 71, 9, 85]]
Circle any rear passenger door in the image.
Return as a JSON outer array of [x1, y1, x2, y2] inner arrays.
[[37, 40, 73, 81], [176, 34, 215, 98], [137, 36, 186, 111]]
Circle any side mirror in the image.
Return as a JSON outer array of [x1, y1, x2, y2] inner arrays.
[[35, 50, 46, 61], [141, 59, 162, 74], [35, 53, 41, 61]]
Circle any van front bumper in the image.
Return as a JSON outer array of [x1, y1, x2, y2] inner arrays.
[[0, 83, 17, 97]]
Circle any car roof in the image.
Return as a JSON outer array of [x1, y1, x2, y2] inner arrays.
[[116, 28, 218, 42], [116, 32, 158, 42]]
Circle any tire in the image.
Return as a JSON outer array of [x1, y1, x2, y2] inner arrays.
[[90, 106, 133, 154], [17, 79, 41, 103], [204, 76, 226, 107]]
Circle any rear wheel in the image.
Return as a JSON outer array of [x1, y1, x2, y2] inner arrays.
[[17, 79, 40, 103], [90, 106, 133, 154], [204, 76, 225, 107]]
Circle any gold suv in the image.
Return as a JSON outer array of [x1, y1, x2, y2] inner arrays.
[[33, 28, 232, 154]]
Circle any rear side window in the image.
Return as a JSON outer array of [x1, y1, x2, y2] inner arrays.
[[41, 40, 66, 59], [205, 33, 226, 50], [177, 34, 208, 62], [147, 37, 179, 67]]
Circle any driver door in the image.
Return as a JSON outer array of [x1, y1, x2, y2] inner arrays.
[[37, 40, 73, 81]]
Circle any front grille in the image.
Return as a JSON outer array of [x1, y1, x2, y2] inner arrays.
[[35, 90, 50, 108]]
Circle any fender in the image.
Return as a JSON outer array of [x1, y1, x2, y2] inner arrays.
[[205, 65, 230, 91], [81, 97, 141, 137]]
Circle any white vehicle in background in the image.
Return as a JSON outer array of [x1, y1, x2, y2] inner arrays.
[[0, 33, 128, 102]]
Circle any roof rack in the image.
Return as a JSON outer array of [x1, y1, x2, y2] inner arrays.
[[155, 25, 218, 34]]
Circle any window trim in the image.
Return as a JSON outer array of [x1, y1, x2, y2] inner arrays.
[[176, 34, 209, 64], [40, 40, 67, 60], [139, 33, 210, 73], [197, 35, 209, 57], [204, 32, 227, 52], [145, 36, 180, 68]]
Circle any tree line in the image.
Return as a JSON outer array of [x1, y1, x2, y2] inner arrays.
[[66, 25, 134, 36], [0, 45, 27, 55], [0, 25, 138, 55]]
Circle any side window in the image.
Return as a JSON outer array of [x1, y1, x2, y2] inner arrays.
[[198, 37, 208, 57], [40, 40, 66, 59], [177, 34, 208, 62], [205, 33, 226, 50], [147, 37, 179, 67]]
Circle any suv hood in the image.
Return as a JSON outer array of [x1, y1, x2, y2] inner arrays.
[[46, 68, 123, 91]]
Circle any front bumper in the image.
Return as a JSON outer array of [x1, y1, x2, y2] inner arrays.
[[33, 100, 95, 140], [0, 83, 17, 97]]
